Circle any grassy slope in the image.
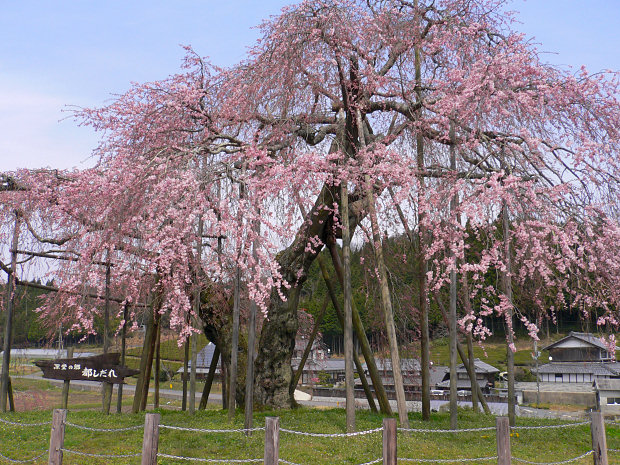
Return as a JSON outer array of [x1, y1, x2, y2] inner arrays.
[[429, 337, 551, 372], [1, 406, 618, 464], [126, 334, 210, 362]]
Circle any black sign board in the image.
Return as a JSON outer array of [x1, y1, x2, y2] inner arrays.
[[35, 353, 139, 384]]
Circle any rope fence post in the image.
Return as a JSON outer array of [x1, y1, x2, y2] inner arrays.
[[141, 412, 160, 465], [496, 416, 510, 465], [264, 416, 279, 465], [591, 411, 608, 465], [383, 418, 396, 465], [48, 408, 67, 465]]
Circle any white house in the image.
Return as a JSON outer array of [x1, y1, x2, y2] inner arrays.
[[536, 332, 619, 383], [594, 378, 620, 414]]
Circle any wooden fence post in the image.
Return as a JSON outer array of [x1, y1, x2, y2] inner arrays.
[[591, 411, 608, 465], [383, 418, 397, 465], [48, 409, 67, 465], [496, 416, 511, 465], [264, 417, 279, 465], [141, 413, 160, 465], [7, 377, 14, 412]]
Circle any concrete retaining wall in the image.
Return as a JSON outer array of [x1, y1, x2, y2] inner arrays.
[[522, 389, 595, 407]]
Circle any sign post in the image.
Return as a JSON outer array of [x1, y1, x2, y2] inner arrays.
[[35, 353, 138, 385]]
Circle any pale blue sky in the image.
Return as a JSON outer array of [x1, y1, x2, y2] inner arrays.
[[0, 0, 618, 172]]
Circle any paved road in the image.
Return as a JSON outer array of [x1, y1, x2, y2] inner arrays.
[[299, 396, 586, 420]]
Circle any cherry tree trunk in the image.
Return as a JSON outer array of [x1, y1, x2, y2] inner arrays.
[[252, 184, 356, 409]]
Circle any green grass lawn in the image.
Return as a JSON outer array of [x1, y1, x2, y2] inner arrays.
[[1, 406, 618, 464]]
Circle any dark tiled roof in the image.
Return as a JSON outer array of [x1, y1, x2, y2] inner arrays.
[[543, 332, 608, 351], [365, 358, 421, 372], [456, 359, 499, 374], [537, 362, 619, 376], [430, 366, 449, 386], [594, 378, 620, 391], [292, 359, 345, 372]]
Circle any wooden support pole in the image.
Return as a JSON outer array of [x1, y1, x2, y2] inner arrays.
[[501, 201, 516, 427], [117, 304, 129, 413], [132, 300, 158, 414], [141, 413, 160, 465], [323, 245, 390, 414], [154, 322, 161, 409], [299, 194, 380, 412], [199, 346, 221, 410], [496, 416, 511, 465], [432, 291, 491, 415], [291, 295, 329, 391], [229, 266, 241, 420], [61, 347, 73, 409], [264, 417, 279, 465], [140, 311, 159, 412], [591, 411, 608, 465], [244, 219, 260, 433], [182, 333, 189, 411], [7, 377, 14, 412], [48, 409, 66, 465], [1, 214, 20, 412], [341, 178, 356, 433], [382, 418, 397, 465], [190, 216, 203, 415], [448, 120, 459, 430], [102, 261, 113, 415], [320, 273, 377, 412], [221, 361, 228, 410]]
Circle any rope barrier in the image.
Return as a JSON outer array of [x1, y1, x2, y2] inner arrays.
[[399, 456, 498, 463], [0, 418, 50, 427], [512, 421, 590, 430], [0, 451, 47, 463], [279, 458, 383, 465], [160, 425, 265, 434], [279, 427, 383, 437], [512, 450, 594, 465], [355, 458, 383, 465], [158, 454, 263, 463], [61, 447, 141, 458], [64, 421, 143, 432], [398, 426, 496, 433]]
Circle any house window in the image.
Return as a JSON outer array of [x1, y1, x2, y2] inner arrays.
[[607, 397, 620, 405], [555, 373, 563, 382]]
